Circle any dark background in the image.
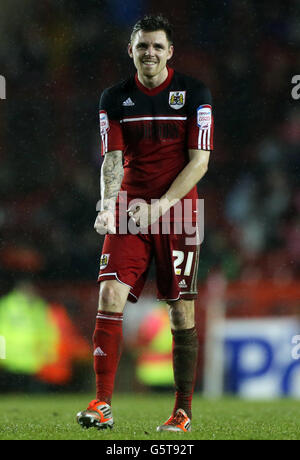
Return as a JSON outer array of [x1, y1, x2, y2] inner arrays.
[[0, 0, 299, 287]]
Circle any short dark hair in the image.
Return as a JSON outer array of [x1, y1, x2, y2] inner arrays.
[[130, 14, 173, 45]]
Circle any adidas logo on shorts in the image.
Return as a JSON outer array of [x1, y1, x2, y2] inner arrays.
[[178, 279, 187, 288]]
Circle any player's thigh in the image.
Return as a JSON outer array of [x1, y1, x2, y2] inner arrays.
[[98, 232, 152, 303], [167, 298, 195, 330], [98, 279, 130, 313]]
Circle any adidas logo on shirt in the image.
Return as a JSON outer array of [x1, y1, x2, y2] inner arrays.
[[122, 97, 135, 106], [93, 347, 107, 357]]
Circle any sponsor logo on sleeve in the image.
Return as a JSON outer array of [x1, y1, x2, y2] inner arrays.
[[197, 105, 212, 130], [99, 110, 110, 135]]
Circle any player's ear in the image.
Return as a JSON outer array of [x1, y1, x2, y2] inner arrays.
[[167, 45, 174, 61], [128, 43, 133, 58]]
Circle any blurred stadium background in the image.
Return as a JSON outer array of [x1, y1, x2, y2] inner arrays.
[[0, 0, 299, 399]]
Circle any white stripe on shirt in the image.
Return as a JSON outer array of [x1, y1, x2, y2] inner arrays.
[[120, 116, 187, 123]]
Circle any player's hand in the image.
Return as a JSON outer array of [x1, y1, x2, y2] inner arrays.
[[94, 210, 116, 234], [127, 202, 159, 229]]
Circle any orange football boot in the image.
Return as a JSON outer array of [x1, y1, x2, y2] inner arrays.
[[76, 399, 114, 430], [157, 408, 191, 432]]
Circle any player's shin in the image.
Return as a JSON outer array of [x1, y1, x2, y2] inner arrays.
[[93, 311, 123, 405], [171, 327, 198, 419]]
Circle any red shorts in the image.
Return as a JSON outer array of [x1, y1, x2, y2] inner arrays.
[[98, 222, 200, 303]]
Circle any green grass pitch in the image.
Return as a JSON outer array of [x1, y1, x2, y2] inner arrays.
[[0, 393, 299, 440]]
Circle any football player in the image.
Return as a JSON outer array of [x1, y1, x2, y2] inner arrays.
[[77, 14, 213, 433]]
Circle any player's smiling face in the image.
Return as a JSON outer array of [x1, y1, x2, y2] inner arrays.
[[128, 30, 173, 81]]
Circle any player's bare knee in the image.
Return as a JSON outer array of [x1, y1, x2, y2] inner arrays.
[[99, 282, 124, 311], [167, 300, 195, 330], [98, 280, 129, 312], [167, 304, 186, 329], [99, 284, 116, 309]]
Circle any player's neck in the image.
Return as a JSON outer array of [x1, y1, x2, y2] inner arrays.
[[137, 67, 169, 89]]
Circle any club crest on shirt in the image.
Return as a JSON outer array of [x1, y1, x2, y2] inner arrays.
[[169, 91, 186, 110], [99, 110, 110, 135], [100, 254, 110, 270]]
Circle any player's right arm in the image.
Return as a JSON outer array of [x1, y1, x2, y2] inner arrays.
[[94, 150, 123, 234], [94, 88, 125, 235]]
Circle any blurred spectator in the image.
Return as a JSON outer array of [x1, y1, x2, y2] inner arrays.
[[0, 278, 91, 390], [0, 280, 57, 376], [135, 306, 173, 390]]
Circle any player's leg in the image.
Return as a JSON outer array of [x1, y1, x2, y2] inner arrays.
[[167, 297, 195, 330], [157, 299, 197, 432], [77, 232, 152, 430], [98, 279, 130, 313], [93, 280, 130, 405], [168, 298, 198, 416], [77, 280, 129, 430], [155, 222, 200, 432]]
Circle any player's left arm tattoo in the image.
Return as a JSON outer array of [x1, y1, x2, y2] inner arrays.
[[100, 150, 124, 212]]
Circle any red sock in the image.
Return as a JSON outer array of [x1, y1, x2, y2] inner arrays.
[[93, 311, 123, 405]]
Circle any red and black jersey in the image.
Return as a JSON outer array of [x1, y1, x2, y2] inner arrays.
[[99, 67, 214, 219]]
